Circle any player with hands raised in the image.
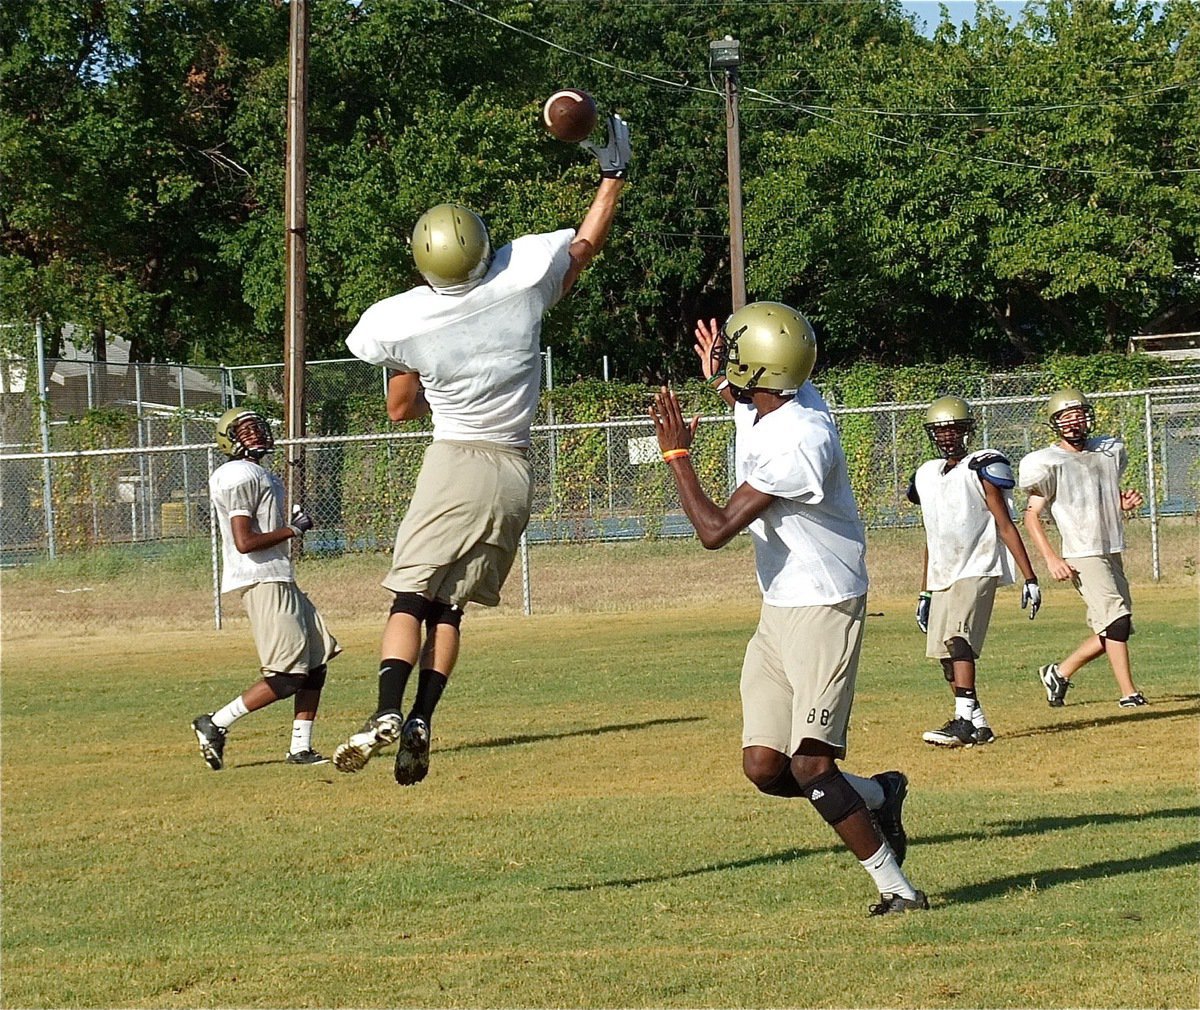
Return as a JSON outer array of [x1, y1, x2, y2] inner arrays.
[[651, 302, 928, 918]]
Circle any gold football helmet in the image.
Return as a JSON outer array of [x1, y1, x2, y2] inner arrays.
[[719, 301, 817, 397], [1046, 387, 1095, 445], [215, 407, 274, 460], [411, 203, 492, 293], [923, 395, 975, 458]]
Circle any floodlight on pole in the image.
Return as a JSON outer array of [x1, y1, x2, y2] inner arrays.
[[710, 35, 746, 312]]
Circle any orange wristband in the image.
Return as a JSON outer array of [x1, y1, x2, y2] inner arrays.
[[662, 448, 690, 462]]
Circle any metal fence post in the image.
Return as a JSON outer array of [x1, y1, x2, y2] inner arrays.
[[34, 319, 57, 559], [520, 530, 532, 616], [208, 446, 222, 628], [1144, 392, 1160, 581]]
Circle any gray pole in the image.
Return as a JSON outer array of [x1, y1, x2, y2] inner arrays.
[[1143, 393, 1160, 581], [34, 319, 56, 559], [283, 0, 309, 527]]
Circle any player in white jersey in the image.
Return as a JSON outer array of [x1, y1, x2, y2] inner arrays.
[[333, 115, 631, 785], [907, 396, 1041, 748], [1018, 389, 1147, 708], [650, 301, 928, 917], [191, 408, 340, 771]]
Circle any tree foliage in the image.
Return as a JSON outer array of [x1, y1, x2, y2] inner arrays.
[[2, 0, 1196, 378]]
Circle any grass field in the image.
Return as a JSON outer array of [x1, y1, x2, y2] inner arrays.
[[2, 528, 1198, 1008]]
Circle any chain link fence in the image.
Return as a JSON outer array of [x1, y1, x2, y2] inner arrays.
[[3, 385, 1197, 631]]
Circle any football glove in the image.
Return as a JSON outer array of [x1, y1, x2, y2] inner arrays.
[[580, 113, 631, 180], [916, 591, 931, 634], [288, 505, 315, 537], [1021, 578, 1042, 620]]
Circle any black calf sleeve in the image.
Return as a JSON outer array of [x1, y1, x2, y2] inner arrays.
[[798, 769, 866, 826], [409, 669, 448, 724], [377, 658, 414, 715], [939, 659, 954, 683]]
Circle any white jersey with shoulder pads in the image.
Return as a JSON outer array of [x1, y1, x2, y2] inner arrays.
[[345, 229, 574, 448], [913, 449, 1016, 591], [209, 458, 294, 594], [734, 383, 868, 607], [1018, 436, 1127, 558]]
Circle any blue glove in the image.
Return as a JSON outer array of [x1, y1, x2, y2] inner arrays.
[[1021, 579, 1042, 620], [916, 591, 931, 634]]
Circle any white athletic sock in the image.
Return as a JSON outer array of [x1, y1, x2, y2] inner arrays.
[[954, 695, 975, 721], [212, 695, 249, 730], [290, 719, 314, 754], [842, 771, 885, 810], [971, 701, 990, 728], [860, 842, 916, 899]]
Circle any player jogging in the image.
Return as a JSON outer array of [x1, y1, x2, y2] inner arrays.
[[908, 395, 1041, 747], [1019, 388, 1147, 708], [192, 408, 339, 770], [332, 114, 631, 785], [650, 301, 927, 917]]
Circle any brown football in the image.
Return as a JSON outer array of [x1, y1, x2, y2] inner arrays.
[[542, 89, 598, 143]]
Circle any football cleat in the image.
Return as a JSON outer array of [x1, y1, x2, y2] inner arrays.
[[869, 891, 930, 917], [1039, 663, 1071, 707], [1118, 692, 1147, 708], [332, 713, 402, 774], [192, 713, 227, 771], [394, 716, 431, 786], [871, 770, 909, 866], [922, 716, 976, 748], [285, 749, 329, 765]]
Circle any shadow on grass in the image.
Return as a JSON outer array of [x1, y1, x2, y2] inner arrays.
[[1004, 697, 1200, 740], [939, 839, 1200, 906], [441, 715, 708, 753], [554, 804, 1199, 892]]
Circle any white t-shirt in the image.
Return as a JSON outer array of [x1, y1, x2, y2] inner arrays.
[[913, 450, 1015, 591], [734, 383, 869, 607], [1018, 437, 1127, 558], [209, 459, 294, 594], [345, 229, 575, 448]]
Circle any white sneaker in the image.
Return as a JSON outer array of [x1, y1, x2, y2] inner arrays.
[[333, 713, 402, 773]]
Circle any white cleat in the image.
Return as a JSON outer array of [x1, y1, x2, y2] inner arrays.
[[332, 713, 402, 774]]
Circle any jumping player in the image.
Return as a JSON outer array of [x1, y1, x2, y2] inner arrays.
[[192, 407, 339, 770], [333, 114, 631, 785], [650, 301, 927, 917], [908, 395, 1041, 747], [1019, 388, 1147, 708]]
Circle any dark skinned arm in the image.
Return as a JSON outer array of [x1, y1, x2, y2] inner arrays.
[[230, 513, 297, 554], [981, 479, 1038, 582]]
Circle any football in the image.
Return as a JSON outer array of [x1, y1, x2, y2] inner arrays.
[[542, 89, 598, 143]]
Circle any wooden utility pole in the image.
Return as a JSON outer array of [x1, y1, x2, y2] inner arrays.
[[283, 0, 309, 521]]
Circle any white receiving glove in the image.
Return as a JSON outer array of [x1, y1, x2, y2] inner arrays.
[[1021, 579, 1042, 620]]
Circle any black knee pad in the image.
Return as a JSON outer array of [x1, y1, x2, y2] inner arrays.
[[945, 636, 975, 662], [425, 600, 464, 633], [1103, 615, 1132, 643], [304, 664, 327, 692], [939, 659, 955, 683], [390, 592, 432, 622], [797, 768, 866, 827], [755, 762, 804, 798], [265, 672, 308, 700]]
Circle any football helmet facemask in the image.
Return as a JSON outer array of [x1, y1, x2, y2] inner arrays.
[[411, 203, 492, 294], [1047, 387, 1095, 446], [216, 407, 274, 461], [923, 395, 975, 459], [718, 301, 817, 402]]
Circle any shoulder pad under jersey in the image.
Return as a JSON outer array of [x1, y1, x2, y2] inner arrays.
[[968, 451, 1015, 489]]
